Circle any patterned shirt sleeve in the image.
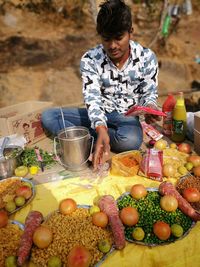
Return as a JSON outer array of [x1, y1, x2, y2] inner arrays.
[[80, 51, 107, 129], [138, 48, 158, 108]]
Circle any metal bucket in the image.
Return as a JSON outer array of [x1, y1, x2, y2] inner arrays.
[[0, 146, 23, 179], [54, 126, 94, 171]]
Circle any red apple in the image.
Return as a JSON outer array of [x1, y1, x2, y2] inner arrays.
[[178, 143, 191, 154], [67, 245, 92, 267], [16, 186, 32, 200]]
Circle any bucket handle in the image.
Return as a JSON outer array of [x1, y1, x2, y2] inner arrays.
[[53, 135, 94, 169]]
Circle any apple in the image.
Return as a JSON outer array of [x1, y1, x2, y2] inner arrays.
[[16, 186, 32, 200], [67, 245, 91, 267], [178, 143, 191, 154]]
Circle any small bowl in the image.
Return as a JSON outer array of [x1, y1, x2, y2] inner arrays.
[[0, 146, 23, 179]]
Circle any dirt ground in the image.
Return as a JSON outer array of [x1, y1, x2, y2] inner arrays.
[[0, 0, 200, 110]]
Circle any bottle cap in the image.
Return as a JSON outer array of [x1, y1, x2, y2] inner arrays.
[[177, 91, 184, 97]]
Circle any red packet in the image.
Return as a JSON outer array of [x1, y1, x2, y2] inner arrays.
[[139, 148, 163, 182], [141, 121, 163, 141], [125, 105, 166, 117]]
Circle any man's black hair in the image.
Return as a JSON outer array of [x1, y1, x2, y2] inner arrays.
[[96, 0, 132, 38]]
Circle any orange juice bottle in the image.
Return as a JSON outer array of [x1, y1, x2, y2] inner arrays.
[[171, 92, 187, 142]]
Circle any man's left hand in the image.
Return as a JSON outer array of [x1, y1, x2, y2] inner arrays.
[[145, 104, 162, 124]]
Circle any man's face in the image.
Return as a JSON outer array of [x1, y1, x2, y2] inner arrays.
[[101, 31, 130, 61]]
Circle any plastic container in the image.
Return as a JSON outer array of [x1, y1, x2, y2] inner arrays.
[[171, 92, 187, 143], [162, 15, 171, 36], [162, 94, 176, 137]]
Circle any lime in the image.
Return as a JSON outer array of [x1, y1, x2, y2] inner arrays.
[[98, 239, 111, 253], [185, 162, 194, 171], [5, 255, 17, 267], [29, 166, 39, 175], [89, 205, 100, 215], [178, 166, 188, 175], [93, 195, 102, 206], [154, 139, 168, 150], [15, 196, 26, 207], [171, 224, 183, 237], [5, 201, 16, 213], [47, 256, 62, 267], [170, 143, 177, 149], [132, 227, 145, 241], [14, 166, 28, 177]]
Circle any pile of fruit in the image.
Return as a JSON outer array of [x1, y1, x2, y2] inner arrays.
[[152, 139, 200, 179], [0, 178, 34, 214], [117, 184, 194, 245], [25, 199, 113, 267]]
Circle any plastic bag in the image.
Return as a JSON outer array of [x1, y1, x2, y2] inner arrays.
[[139, 148, 163, 182], [111, 150, 142, 177], [125, 105, 166, 117]]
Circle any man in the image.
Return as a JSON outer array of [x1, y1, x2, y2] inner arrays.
[[42, 0, 161, 170]]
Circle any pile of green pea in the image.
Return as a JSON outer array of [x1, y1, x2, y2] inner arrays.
[[117, 191, 194, 245]]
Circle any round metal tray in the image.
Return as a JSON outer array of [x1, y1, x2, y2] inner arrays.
[[44, 204, 114, 266], [0, 176, 36, 215], [176, 173, 200, 212], [117, 188, 196, 247], [10, 219, 24, 230]]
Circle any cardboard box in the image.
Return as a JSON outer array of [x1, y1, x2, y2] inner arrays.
[[194, 111, 200, 155], [0, 101, 53, 145]]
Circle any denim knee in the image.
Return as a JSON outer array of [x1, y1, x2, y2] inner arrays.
[[109, 127, 143, 153], [41, 108, 60, 135]]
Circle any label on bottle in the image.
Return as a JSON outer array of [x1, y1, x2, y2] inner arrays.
[[172, 119, 184, 134], [163, 111, 173, 135]]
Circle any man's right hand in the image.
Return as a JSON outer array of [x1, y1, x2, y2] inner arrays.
[[93, 127, 110, 171]]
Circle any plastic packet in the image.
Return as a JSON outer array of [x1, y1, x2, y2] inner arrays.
[[141, 121, 163, 141], [125, 105, 166, 117], [0, 134, 27, 148], [110, 150, 142, 177], [139, 148, 163, 182]]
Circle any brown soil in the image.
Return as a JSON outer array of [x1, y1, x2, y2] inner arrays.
[[0, 0, 200, 109]]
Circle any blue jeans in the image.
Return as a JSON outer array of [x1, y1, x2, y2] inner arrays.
[[41, 108, 143, 153]]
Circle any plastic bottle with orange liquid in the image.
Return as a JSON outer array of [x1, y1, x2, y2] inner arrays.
[[171, 92, 187, 142]]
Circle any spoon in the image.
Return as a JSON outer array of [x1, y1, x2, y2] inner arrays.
[[0, 137, 10, 160]]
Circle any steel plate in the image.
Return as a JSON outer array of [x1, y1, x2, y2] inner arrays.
[[117, 188, 195, 247], [43, 204, 114, 266], [0, 176, 35, 215]]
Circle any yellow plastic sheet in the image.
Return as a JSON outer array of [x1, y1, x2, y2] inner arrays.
[[13, 174, 200, 267]]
